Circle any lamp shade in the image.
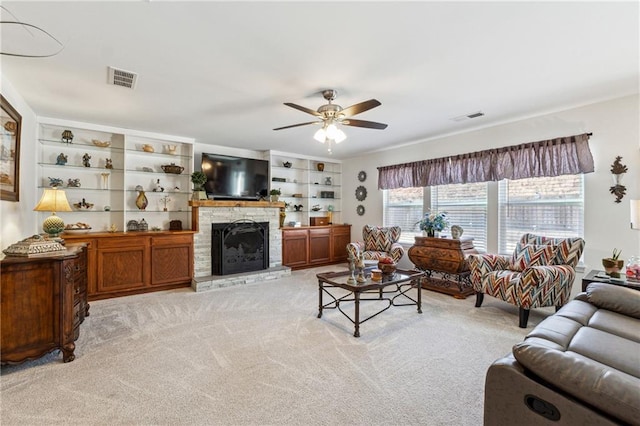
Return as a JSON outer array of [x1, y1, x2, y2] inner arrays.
[[631, 199, 640, 230], [34, 188, 72, 238], [34, 188, 72, 213]]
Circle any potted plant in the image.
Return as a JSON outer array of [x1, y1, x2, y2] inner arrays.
[[191, 171, 207, 200], [602, 248, 624, 277], [270, 188, 281, 202], [417, 210, 449, 237]]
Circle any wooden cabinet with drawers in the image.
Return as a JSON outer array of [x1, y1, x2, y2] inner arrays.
[[408, 236, 478, 299], [63, 231, 194, 300], [1, 244, 88, 364], [282, 224, 351, 270]]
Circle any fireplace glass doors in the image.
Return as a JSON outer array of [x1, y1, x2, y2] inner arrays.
[[211, 221, 269, 275]]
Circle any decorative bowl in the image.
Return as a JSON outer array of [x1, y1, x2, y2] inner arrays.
[[161, 163, 184, 174], [378, 262, 397, 275], [64, 228, 92, 234], [92, 139, 111, 148], [142, 144, 155, 153]]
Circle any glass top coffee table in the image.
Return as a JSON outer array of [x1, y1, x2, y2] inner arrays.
[[316, 269, 425, 337]]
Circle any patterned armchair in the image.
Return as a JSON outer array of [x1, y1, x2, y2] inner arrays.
[[346, 225, 405, 263], [469, 233, 585, 328]]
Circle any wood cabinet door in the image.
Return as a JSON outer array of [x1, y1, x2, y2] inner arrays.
[[1, 261, 60, 361], [150, 234, 193, 286], [96, 246, 148, 293], [309, 228, 331, 264], [282, 229, 309, 267], [331, 225, 351, 262]]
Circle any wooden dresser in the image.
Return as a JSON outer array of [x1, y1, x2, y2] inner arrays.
[[62, 231, 194, 300], [408, 236, 478, 299], [282, 224, 351, 270], [1, 243, 88, 364]]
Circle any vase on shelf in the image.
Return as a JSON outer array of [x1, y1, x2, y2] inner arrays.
[[135, 186, 148, 211]]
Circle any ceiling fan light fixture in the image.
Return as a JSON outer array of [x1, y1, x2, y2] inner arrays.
[[313, 128, 326, 143], [333, 128, 346, 143]]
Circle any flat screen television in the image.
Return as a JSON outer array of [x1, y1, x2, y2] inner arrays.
[[201, 153, 269, 200]]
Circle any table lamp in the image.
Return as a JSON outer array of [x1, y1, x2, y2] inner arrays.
[[33, 188, 72, 237]]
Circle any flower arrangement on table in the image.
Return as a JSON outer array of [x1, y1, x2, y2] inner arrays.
[[417, 210, 449, 237]]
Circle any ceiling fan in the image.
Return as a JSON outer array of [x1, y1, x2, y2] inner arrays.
[[273, 89, 388, 153]]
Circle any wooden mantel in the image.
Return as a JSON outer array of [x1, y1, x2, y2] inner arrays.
[[188, 200, 286, 232]]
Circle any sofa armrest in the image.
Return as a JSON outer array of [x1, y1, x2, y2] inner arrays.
[[513, 340, 640, 426], [469, 254, 511, 284], [485, 354, 622, 425], [584, 282, 640, 319]]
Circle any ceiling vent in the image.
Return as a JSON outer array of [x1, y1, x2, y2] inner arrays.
[[107, 66, 138, 89], [451, 111, 485, 122]]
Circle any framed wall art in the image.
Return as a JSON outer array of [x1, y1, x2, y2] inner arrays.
[[1, 95, 21, 202]]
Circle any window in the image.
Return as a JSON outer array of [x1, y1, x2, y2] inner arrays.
[[383, 187, 424, 244], [498, 175, 584, 254], [432, 182, 488, 252]]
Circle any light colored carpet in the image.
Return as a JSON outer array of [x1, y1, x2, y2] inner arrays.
[[1, 266, 549, 425]]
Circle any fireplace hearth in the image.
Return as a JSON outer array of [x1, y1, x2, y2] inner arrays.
[[211, 221, 269, 275]]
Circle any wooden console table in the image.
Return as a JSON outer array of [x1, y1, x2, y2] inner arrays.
[[408, 236, 478, 299], [1, 243, 88, 364]]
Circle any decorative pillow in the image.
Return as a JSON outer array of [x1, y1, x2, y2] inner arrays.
[[510, 243, 556, 272]]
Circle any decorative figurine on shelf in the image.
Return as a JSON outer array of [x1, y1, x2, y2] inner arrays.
[[324, 176, 332, 185], [105, 158, 113, 169], [138, 218, 148, 231], [48, 177, 63, 188], [135, 185, 148, 211], [101, 173, 110, 190], [82, 153, 91, 167], [159, 195, 171, 212], [61, 130, 73, 144], [56, 153, 68, 165], [153, 178, 164, 192], [356, 252, 366, 283], [109, 224, 118, 233], [67, 178, 81, 187]]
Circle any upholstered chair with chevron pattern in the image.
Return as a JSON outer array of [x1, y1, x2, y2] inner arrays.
[[468, 233, 585, 328], [346, 225, 405, 263]]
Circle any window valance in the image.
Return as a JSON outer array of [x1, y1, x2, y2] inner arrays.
[[377, 133, 593, 189]]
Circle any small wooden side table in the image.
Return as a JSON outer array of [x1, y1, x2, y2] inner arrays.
[[581, 270, 640, 292], [408, 236, 478, 299]]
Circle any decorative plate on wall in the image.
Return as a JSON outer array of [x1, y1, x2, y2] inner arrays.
[[357, 205, 365, 216], [355, 185, 367, 201], [358, 170, 367, 182]]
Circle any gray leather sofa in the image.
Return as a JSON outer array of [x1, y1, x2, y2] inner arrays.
[[484, 282, 640, 425]]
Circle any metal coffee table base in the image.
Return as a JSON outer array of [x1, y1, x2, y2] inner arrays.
[[316, 269, 424, 337]]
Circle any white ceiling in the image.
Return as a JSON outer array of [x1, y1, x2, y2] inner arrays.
[[1, 1, 638, 160]]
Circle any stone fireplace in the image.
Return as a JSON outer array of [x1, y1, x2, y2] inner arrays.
[[191, 201, 291, 292]]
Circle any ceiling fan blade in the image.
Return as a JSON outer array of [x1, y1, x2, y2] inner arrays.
[[273, 121, 319, 131], [284, 103, 322, 117], [339, 99, 381, 117], [342, 119, 388, 130]]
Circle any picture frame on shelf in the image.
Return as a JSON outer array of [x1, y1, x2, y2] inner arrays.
[[1, 95, 22, 202]]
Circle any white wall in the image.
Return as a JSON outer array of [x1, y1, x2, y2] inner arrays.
[[1, 76, 39, 250], [342, 95, 640, 272]]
